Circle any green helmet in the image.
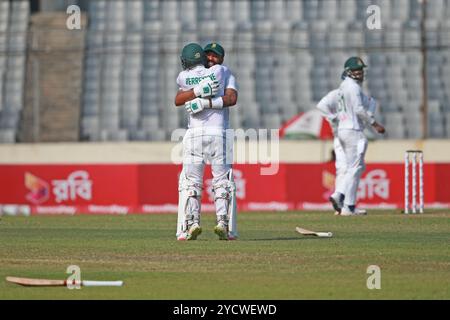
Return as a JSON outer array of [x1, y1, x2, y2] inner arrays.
[[342, 57, 367, 82], [344, 57, 367, 71], [180, 43, 207, 70], [204, 42, 225, 57]]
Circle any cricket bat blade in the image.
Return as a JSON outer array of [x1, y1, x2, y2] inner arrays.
[[296, 227, 333, 238], [6, 276, 65, 286]]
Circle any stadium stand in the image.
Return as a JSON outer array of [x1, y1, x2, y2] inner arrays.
[[0, 0, 29, 143], [0, 0, 449, 142], [79, 0, 450, 140]]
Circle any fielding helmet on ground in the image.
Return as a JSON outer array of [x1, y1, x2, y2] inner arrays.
[[180, 43, 207, 70], [342, 57, 367, 81]]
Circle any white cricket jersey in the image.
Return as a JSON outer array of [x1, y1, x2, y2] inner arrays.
[[317, 89, 339, 122], [176, 64, 227, 129], [317, 87, 377, 131], [223, 65, 238, 91], [336, 77, 375, 131]]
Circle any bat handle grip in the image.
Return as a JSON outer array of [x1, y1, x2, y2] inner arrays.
[[82, 280, 123, 287], [316, 232, 333, 237]]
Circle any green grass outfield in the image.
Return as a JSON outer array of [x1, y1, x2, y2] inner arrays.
[[0, 210, 449, 300]]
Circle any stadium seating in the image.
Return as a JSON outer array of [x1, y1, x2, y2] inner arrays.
[[0, 0, 449, 142], [74, 0, 450, 140], [0, 0, 29, 143]]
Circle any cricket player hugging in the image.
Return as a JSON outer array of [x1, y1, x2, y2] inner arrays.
[[174, 43, 238, 241]]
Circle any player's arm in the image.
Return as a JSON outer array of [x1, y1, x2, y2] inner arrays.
[[351, 86, 374, 124], [366, 100, 385, 134], [316, 94, 338, 134], [184, 89, 237, 115], [189, 66, 237, 109], [357, 105, 385, 134], [361, 93, 377, 115], [177, 88, 236, 107], [223, 70, 238, 107], [316, 98, 337, 122], [371, 121, 385, 134], [215, 88, 237, 108], [352, 88, 385, 134], [183, 66, 236, 114], [175, 89, 197, 106], [174, 78, 219, 106]]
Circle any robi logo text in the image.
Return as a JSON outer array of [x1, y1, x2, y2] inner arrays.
[[24, 171, 93, 204]]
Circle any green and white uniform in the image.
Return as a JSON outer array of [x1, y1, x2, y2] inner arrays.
[[176, 64, 235, 238]]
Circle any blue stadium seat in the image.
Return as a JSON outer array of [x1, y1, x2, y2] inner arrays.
[[391, 0, 410, 22], [143, 0, 160, 22], [179, 0, 196, 24], [303, 0, 319, 21], [445, 112, 450, 138], [337, 0, 356, 22], [385, 112, 406, 139], [267, 0, 284, 22], [318, 0, 337, 21], [404, 113, 423, 139], [233, 0, 251, 23], [285, 1, 302, 22], [216, 1, 232, 22], [72, 0, 450, 141]]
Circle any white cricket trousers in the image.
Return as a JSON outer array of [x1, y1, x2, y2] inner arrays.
[[337, 129, 368, 206], [333, 136, 347, 196], [182, 127, 233, 217]]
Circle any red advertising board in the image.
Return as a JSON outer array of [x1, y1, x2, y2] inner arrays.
[[0, 165, 139, 214], [138, 164, 289, 212], [0, 163, 449, 215]]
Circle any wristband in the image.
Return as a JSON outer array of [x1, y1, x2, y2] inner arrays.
[[211, 97, 224, 109]]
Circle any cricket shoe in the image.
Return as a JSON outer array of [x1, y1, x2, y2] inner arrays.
[[177, 232, 188, 241], [335, 208, 367, 216], [186, 223, 202, 240], [329, 193, 344, 214], [214, 221, 229, 240], [228, 232, 238, 241], [341, 207, 367, 216]]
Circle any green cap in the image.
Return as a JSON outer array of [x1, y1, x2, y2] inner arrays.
[[344, 57, 367, 71], [204, 42, 225, 57]]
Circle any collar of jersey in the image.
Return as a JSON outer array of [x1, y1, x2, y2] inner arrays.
[[190, 65, 204, 70]]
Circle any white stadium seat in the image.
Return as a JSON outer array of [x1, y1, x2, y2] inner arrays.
[[3, 0, 450, 142]]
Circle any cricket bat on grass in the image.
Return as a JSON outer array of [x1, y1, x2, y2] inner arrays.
[[296, 227, 333, 238], [6, 276, 123, 287]]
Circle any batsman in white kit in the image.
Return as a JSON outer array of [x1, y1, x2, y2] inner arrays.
[[174, 43, 238, 240], [317, 57, 385, 216]]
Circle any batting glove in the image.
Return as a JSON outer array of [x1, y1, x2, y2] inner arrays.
[[193, 78, 219, 98], [185, 98, 210, 115]]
